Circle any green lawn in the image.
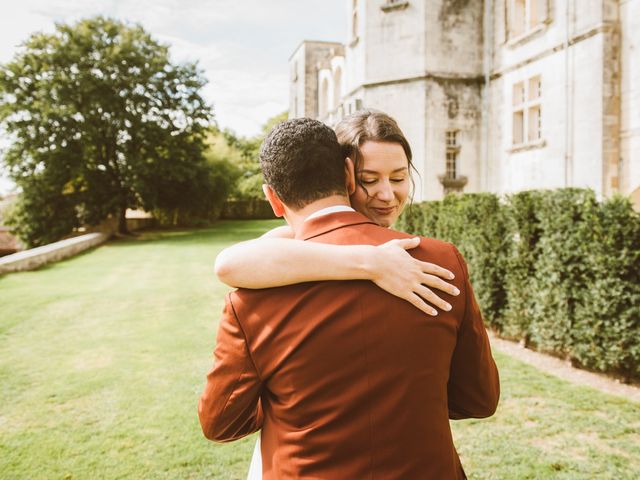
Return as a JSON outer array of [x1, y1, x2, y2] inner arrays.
[[1, 220, 638, 479]]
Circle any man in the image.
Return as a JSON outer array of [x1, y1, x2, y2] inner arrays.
[[198, 118, 499, 479]]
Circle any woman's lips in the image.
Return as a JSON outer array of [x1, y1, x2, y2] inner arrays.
[[371, 206, 396, 215]]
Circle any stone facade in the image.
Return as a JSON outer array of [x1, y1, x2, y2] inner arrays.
[[289, 41, 345, 120], [289, 0, 640, 206]]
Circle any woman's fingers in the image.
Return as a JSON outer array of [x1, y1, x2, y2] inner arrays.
[[420, 260, 455, 280], [415, 284, 452, 312], [383, 237, 421, 250], [419, 270, 460, 296], [407, 293, 438, 316]]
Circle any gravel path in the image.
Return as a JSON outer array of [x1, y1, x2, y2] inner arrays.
[[488, 332, 640, 403]]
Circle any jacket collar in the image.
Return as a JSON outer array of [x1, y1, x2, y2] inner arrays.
[[295, 211, 377, 240]]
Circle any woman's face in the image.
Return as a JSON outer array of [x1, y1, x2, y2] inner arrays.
[[349, 140, 410, 227]]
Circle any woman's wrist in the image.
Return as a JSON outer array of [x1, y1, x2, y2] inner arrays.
[[353, 244, 382, 281]]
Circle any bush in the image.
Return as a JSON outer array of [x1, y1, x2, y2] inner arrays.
[[6, 177, 79, 247], [220, 200, 276, 220], [527, 189, 598, 356], [502, 190, 546, 342], [397, 188, 640, 381], [153, 158, 240, 227], [234, 173, 265, 200], [394, 201, 427, 234], [570, 195, 640, 379]]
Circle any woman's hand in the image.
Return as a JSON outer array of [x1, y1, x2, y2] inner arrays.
[[369, 237, 460, 316]]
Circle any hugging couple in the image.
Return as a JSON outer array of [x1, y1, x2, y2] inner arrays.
[[198, 111, 500, 479]]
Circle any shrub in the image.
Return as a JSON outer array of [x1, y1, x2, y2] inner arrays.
[[397, 188, 640, 380], [502, 190, 546, 342], [570, 195, 640, 380], [220, 200, 276, 220], [527, 189, 597, 356]]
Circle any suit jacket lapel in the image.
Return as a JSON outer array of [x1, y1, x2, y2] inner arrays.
[[295, 211, 377, 241]]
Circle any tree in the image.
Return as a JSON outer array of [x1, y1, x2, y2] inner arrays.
[[213, 111, 288, 200], [0, 16, 214, 246], [260, 110, 288, 136]]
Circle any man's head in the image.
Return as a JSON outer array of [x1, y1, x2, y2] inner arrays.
[[260, 118, 348, 211]]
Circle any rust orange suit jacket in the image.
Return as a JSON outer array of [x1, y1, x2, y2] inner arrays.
[[199, 211, 500, 479]]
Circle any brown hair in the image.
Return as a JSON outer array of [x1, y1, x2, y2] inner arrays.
[[334, 109, 417, 199]]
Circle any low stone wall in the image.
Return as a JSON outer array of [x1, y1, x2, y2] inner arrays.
[[0, 232, 109, 274]]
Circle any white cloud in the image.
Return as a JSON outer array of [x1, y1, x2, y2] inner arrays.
[[0, 0, 345, 141]]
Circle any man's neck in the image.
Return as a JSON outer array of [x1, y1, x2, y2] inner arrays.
[[284, 195, 351, 234]]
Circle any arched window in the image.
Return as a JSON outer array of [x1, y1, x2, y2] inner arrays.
[[333, 67, 342, 109]]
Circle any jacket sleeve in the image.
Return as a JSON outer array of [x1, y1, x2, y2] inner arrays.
[[198, 293, 263, 442], [447, 246, 500, 420]]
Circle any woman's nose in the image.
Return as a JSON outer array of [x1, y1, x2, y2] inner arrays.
[[375, 181, 394, 201]]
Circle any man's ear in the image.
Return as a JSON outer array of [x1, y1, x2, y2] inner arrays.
[[344, 157, 356, 195], [262, 184, 285, 218]]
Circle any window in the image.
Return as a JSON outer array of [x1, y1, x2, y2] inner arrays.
[[512, 75, 542, 146], [446, 130, 458, 148], [439, 129, 467, 194], [508, 0, 548, 39], [445, 130, 460, 179]]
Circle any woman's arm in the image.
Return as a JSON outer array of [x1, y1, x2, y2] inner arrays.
[[214, 237, 459, 316]]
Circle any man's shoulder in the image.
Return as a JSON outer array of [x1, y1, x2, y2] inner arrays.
[[384, 226, 459, 254]]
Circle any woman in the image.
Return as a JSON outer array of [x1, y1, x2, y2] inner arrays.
[[214, 110, 459, 479], [216, 110, 458, 314]]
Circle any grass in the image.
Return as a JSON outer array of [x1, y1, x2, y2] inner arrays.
[[1, 219, 639, 479]]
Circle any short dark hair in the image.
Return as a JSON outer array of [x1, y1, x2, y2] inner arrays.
[[260, 118, 346, 209]]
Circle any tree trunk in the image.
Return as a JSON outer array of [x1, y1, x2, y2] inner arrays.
[[118, 206, 130, 235]]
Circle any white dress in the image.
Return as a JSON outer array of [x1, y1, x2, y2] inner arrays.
[[247, 436, 262, 480]]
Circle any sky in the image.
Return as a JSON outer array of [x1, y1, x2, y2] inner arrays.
[[0, 0, 346, 194]]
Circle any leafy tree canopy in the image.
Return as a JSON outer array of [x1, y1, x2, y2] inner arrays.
[[208, 111, 288, 200], [0, 16, 216, 246]]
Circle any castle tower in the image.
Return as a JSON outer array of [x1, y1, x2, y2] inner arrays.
[[288, 0, 640, 208], [290, 0, 485, 201], [289, 41, 345, 120]]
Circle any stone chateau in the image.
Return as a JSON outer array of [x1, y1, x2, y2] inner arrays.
[[288, 0, 640, 206]]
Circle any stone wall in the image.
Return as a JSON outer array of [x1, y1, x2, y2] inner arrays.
[[0, 215, 155, 273], [487, 0, 623, 197], [0, 232, 108, 274], [620, 0, 640, 204]]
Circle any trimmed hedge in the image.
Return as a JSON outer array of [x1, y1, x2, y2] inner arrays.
[[221, 199, 277, 220], [400, 194, 509, 328], [397, 189, 640, 381]]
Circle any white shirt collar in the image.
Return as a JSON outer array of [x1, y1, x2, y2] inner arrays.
[[304, 205, 355, 222]]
